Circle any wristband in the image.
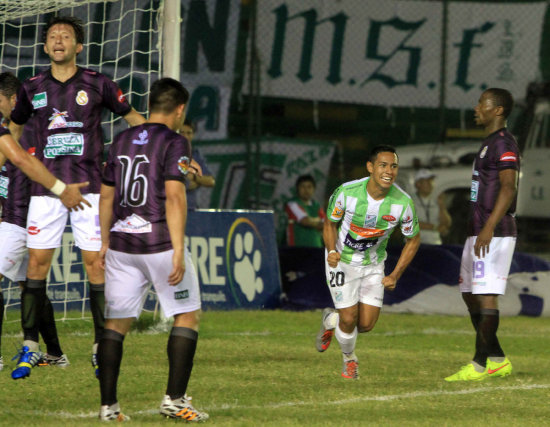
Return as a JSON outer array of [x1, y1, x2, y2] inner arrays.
[[328, 250, 337, 255], [50, 179, 67, 196]]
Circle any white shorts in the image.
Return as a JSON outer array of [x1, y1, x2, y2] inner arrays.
[[325, 259, 385, 309], [26, 194, 101, 251], [104, 247, 201, 319], [459, 236, 516, 295], [0, 222, 29, 282]]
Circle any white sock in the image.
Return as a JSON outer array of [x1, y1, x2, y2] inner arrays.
[[324, 311, 339, 330], [488, 356, 505, 363], [23, 340, 39, 352], [335, 324, 357, 355]]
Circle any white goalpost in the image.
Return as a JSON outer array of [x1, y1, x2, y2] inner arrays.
[[0, 0, 180, 323]]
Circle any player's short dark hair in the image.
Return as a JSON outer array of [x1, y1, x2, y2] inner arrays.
[[295, 174, 316, 189], [485, 88, 514, 119], [0, 72, 21, 98], [43, 16, 85, 45], [149, 78, 190, 114], [183, 117, 196, 132], [368, 144, 398, 164]]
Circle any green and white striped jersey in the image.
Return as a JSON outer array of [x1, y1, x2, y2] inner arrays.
[[327, 177, 419, 266]]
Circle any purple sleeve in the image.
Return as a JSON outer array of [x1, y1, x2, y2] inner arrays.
[[9, 85, 34, 125], [165, 137, 191, 183], [101, 76, 133, 117], [494, 139, 519, 171]]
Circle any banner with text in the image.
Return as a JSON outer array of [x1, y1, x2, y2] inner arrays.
[[192, 138, 336, 235], [247, 0, 546, 108]]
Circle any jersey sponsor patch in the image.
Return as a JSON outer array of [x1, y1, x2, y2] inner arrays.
[[76, 90, 88, 106], [470, 179, 479, 202], [44, 133, 84, 158], [0, 175, 8, 198], [111, 213, 152, 234], [343, 233, 378, 251], [174, 290, 189, 300], [32, 92, 47, 109], [350, 223, 385, 238], [499, 151, 517, 162], [382, 215, 396, 222], [28, 225, 41, 235]]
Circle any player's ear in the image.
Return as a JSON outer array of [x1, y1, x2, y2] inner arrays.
[[366, 161, 374, 174], [76, 43, 84, 55], [9, 94, 17, 109]]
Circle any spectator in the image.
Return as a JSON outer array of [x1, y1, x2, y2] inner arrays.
[[180, 119, 215, 210], [410, 169, 452, 244], [284, 175, 326, 247]]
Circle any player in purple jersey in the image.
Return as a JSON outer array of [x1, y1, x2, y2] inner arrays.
[[7, 16, 146, 380], [96, 78, 208, 421], [445, 88, 519, 382], [0, 72, 83, 372]]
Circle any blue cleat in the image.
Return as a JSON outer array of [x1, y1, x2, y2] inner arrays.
[[11, 346, 40, 380]]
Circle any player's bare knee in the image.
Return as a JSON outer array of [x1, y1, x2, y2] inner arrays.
[[358, 322, 375, 333]]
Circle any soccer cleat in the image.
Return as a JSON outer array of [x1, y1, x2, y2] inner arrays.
[[43, 353, 70, 368], [99, 402, 130, 422], [487, 357, 513, 378], [342, 358, 359, 379], [444, 363, 488, 382], [11, 346, 40, 380], [159, 395, 209, 422], [316, 308, 336, 352]]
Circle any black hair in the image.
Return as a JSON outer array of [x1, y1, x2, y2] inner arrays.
[[183, 117, 196, 132], [368, 144, 398, 163], [485, 88, 514, 119], [0, 72, 21, 97], [43, 16, 85, 45], [149, 78, 190, 114], [295, 174, 316, 189]]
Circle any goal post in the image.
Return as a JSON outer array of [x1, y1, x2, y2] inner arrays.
[[0, 0, 175, 323]]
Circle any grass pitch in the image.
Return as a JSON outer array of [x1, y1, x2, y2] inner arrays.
[[1, 310, 550, 426]]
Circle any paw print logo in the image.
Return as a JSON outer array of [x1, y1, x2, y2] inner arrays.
[[233, 231, 264, 302]]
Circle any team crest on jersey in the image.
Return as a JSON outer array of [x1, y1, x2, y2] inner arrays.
[[178, 156, 190, 175], [32, 92, 47, 109], [479, 146, 488, 159], [132, 130, 149, 145], [48, 108, 83, 130], [76, 90, 88, 106], [364, 214, 377, 228]]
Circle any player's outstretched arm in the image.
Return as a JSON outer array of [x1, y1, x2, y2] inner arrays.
[[166, 179, 187, 286], [0, 133, 90, 210], [123, 108, 146, 127]]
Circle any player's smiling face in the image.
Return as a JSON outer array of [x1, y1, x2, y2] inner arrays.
[[44, 23, 83, 64], [367, 151, 399, 192]]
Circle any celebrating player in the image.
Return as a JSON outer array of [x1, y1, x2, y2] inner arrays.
[[445, 88, 519, 381], [8, 16, 145, 380], [96, 78, 207, 422], [0, 72, 73, 374], [316, 145, 421, 379]]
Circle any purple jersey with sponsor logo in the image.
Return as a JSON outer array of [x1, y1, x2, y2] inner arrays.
[[103, 123, 191, 254], [10, 67, 132, 196], [468, 128, 520, 237], [0, 114, 32, 228]]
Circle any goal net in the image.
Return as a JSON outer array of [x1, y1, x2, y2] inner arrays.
[[0, 0, 164, 323]]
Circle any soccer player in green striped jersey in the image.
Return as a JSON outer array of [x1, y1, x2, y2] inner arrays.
[[316, 145, 421, 379]]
